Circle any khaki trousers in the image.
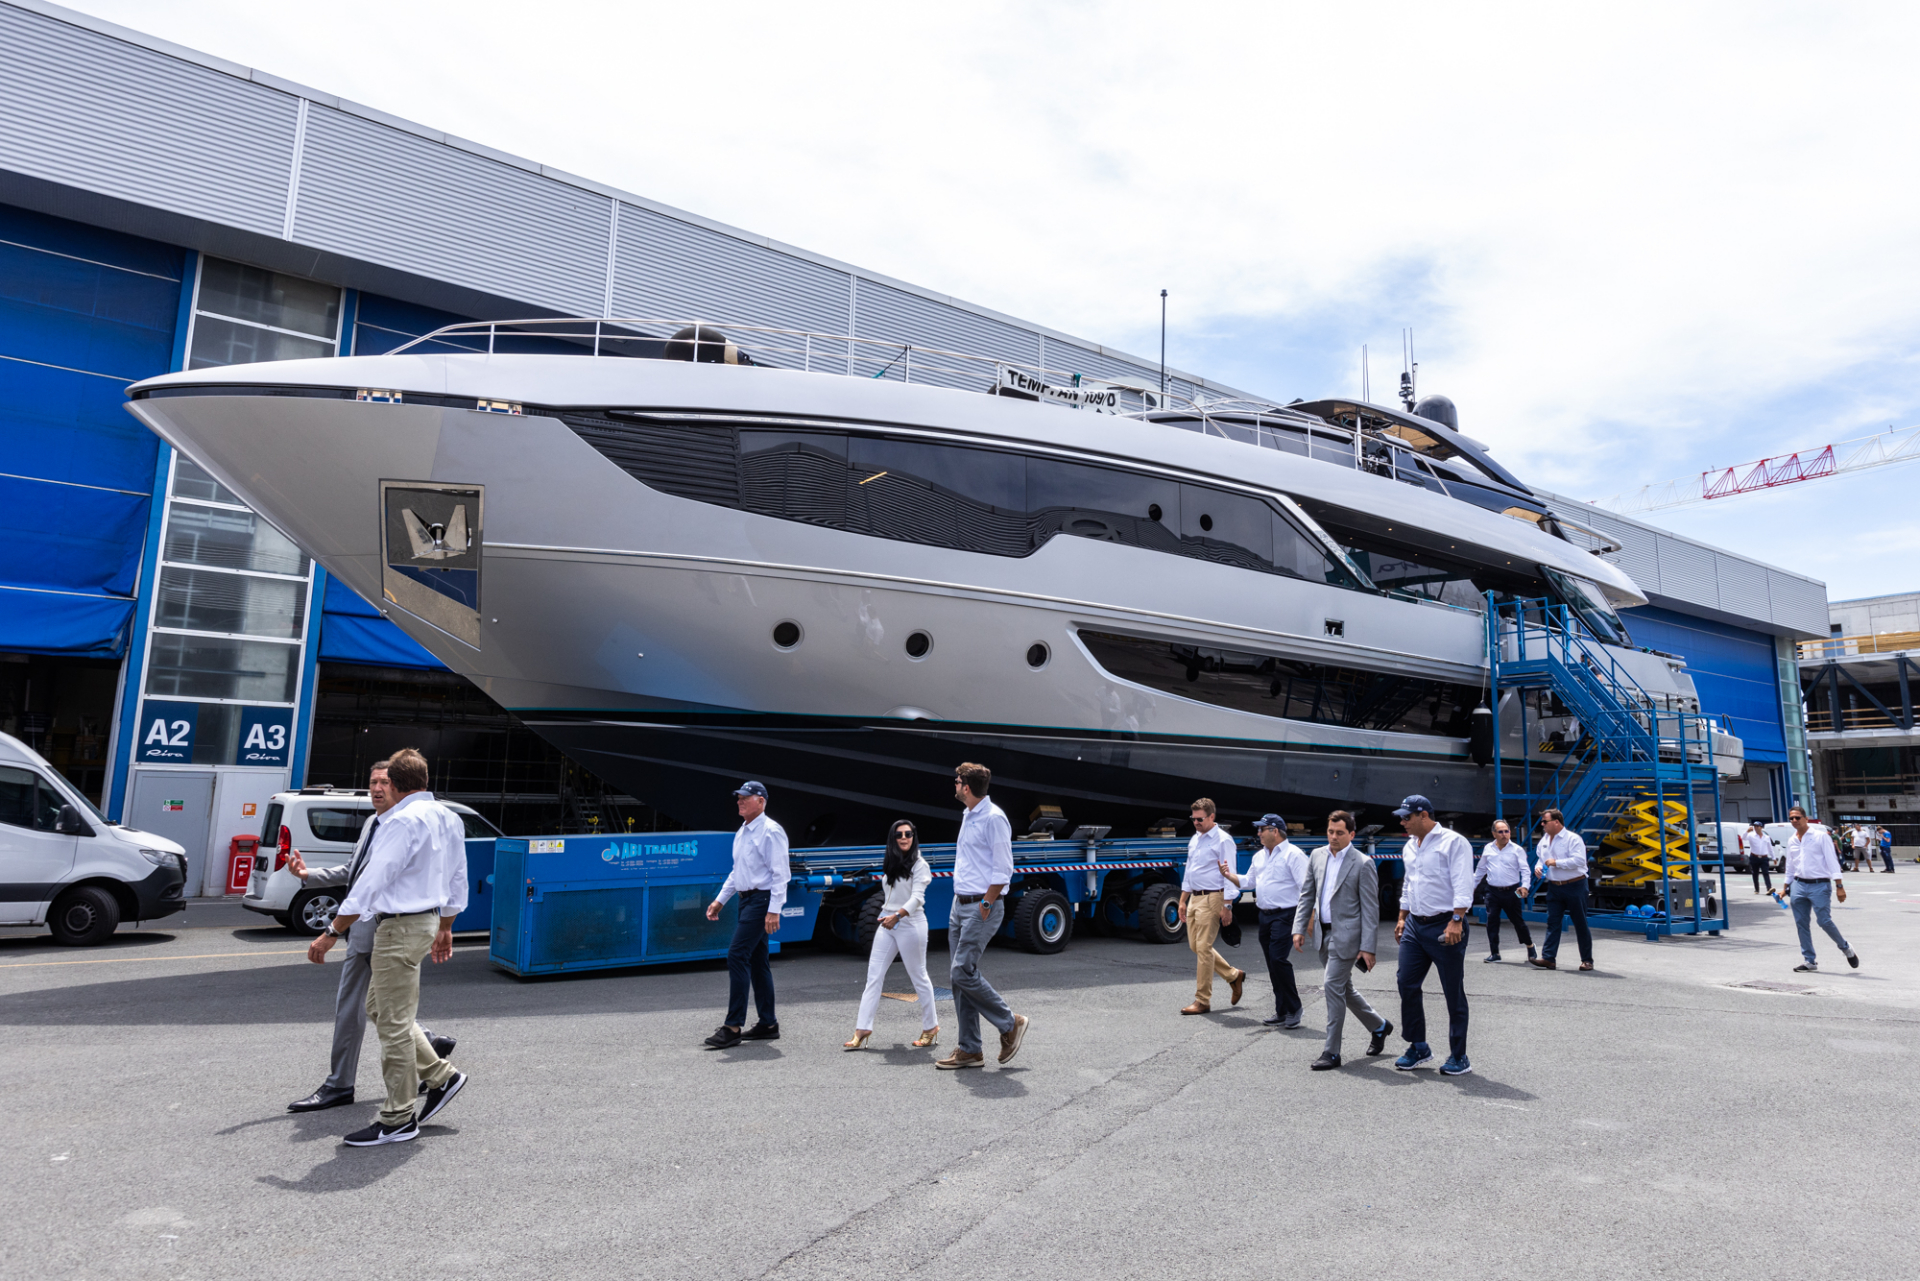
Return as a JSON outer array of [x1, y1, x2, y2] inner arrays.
[[366, 912, 456, 1126], [1186, 891, 1238, 1006]]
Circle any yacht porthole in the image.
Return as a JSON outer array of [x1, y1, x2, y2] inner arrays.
[[905, 630, 933, 660], [1199, 513, 1214, 531], [1026, 642, 1050, 669], [1147, 503, 1163, 522], [772, 620, 803, 650]]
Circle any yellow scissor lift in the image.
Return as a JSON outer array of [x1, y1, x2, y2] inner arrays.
[[1592, 794, 1721, 923]]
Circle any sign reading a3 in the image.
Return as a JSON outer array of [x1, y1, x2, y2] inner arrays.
[[236, 706, 293, 767]]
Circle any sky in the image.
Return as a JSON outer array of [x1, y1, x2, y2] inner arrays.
[[65, 0, 1920, 602]]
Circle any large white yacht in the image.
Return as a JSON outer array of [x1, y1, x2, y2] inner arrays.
[[127, 319, 1722, 842]]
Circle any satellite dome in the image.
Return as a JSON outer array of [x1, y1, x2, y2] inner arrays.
[[1412, 394, 1458, 430]]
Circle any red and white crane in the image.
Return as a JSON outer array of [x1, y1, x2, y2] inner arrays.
[[1595, 423, 1920, 514]]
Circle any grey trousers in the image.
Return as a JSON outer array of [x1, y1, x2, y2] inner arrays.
[[949, 898, 1015, 1054], [323, 917, 431, 1092], [1319, 943, 1383, 1058]]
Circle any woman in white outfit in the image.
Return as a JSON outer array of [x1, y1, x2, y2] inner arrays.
[[845, 820, 940, 1050]]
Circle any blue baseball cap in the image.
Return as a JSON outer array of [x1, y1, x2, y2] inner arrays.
[[1392, 794, 1434, 818], [1255, 813, 1287, 830], [733, 781, 768, 798]]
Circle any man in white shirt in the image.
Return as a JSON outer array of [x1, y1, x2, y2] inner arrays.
[[307, 748, 468, 1146], [1527, 808, 1594, 972], [703, 781, 790, 1049], [1224, 813, 1307, 1027], [1741, 819, 1775, 894], [1176, 798, 1248, 1015], [1475, 819, 1536, 964], [1849, 824, 1871, 873], [1392, 795, 1476, 1075], [1779, 805, 1859, 973], [934, 762, 1029, 1069]]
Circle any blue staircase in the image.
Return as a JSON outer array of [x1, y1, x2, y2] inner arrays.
[[1485, 597, 1729, 937]]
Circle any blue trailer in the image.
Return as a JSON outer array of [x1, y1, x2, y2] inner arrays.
[[482, 828, 1408, 977]]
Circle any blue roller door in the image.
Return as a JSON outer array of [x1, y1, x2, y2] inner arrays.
[[0, 204, 183, 656], [1623, 604, 1786, 763]]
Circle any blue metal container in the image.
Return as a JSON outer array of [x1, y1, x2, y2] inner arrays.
[[448, 838, 495, 934], [488, 832, 819, 977]]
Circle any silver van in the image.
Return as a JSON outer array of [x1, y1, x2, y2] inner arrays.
[[0, 731, 189, 945], [241, 786, 502, 934]]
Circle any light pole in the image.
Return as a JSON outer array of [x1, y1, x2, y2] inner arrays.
[[1159, 289, 1168, 399]]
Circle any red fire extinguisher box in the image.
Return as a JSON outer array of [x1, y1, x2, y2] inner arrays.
[[227, 835, 260, 895]]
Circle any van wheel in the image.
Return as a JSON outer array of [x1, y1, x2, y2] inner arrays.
[[1012, 890, 1072, 954], [1136, 884, 1184, 945], [290, 889, 343, 937], [49, 886, 120, 946]]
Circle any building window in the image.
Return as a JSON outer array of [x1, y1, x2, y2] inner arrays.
[[188, 259, 340, 368]]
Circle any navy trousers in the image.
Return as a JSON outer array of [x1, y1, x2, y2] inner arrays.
[[1484, 884, 1532, 954], [725, 889, 776, 1028], [1256, 909, 1302, 1020], [1397, 915, 1469, 1061], [1541, 878, 1593, 964]]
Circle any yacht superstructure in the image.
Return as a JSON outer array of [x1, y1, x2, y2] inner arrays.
[[126, 319, 1728, 841]]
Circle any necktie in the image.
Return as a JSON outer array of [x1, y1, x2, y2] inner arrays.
[[347, 817, 379, 887]]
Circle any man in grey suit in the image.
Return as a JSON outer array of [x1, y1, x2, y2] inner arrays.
[[285, 760, 455, 1112], [1292, 810, 1392, 1071]]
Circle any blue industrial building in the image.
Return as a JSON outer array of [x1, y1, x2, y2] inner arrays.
[[0, 0, 1826, 896]]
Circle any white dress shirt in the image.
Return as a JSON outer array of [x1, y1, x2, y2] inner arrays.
[[1537, 828, 1589, 882], [953, 798, 1014, 896], [1241, 840, 1308, 910], [337, 791, 469, 920], [1475, 837, 1530, 893], [1182, 825, 1237, 896], [1401, 825, 1475, 916], [1785, 826, 1843, 880], [1741, 829, 1774, 868], [1319, 845, 1350, 925], [877, 856, 933, 917], [717, 812, 791, 914]]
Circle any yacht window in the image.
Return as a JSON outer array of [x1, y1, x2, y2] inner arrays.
[[1079, 631, 1479, 737], [1541, 566, 1632, 646], [1180, 484, 1273, 568], [1359, 553, 1487, 612]]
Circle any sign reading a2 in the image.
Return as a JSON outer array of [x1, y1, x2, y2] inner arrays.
[[136, 702, 198, 763]]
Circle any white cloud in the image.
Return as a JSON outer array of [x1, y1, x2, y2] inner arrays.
[[64, 0, 1920, 596]]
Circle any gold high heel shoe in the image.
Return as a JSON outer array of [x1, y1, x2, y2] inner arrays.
[[843, 1031, 872, 1051], [912, 1026, 940, 1049]]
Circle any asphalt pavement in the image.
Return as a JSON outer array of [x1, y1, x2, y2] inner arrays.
[[3, 880, 1917, 1280]]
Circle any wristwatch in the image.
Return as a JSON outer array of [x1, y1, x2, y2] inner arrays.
[[1451, 913, 1466, 923], [324, 924, 348, 940]]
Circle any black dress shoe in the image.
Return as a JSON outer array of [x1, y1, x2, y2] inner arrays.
[[1310, 1051, 1342, 1071], [1262, 1015, 1287, 1026], [1366, 1020, 1393, 1057], [703, 1025, 742, 1049], [429, 1033, 456, 1060], [289, 1087, 354, 1113], [739, 1022, 781, 1041]]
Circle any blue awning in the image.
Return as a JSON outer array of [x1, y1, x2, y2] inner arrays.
[[317, 575, 446, 670]]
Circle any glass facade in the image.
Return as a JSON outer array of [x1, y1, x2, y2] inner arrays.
[[137, 259, 335, 747]]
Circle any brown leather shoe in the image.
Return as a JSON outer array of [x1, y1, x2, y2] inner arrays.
[[1180, 1002, 1210, 1015], [1528, 958, 1556, 970], [1578, 961, 1594, 971], [934, 1049, 985, 1070], [998, 1014, 1029, 1064], [1229, 970, 1247, 1006]]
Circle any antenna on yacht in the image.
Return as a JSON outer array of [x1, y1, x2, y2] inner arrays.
[[1159, 289, 1168, 399], [1399, 329, 1418, 412], [1361, 345, 1370, 403]]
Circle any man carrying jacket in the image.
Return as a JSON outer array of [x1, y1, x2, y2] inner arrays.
[[286, 759, 455, 1113]]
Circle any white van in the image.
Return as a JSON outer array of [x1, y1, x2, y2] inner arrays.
[[241, 786, 502, 934], [1699, 820, 1795, 872], [0, 731, 189, 945]]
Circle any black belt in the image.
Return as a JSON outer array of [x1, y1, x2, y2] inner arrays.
[[1488, 881, 1523, 890], [1412, 912, 1454, 925], [1794, 877, 1830, 884], [956, 893, 987, 905], [374, 910, 434, 923]]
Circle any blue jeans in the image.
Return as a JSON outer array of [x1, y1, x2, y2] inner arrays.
[[1788, 880, 1850, 966], [1397, 915, 1469, 1060], [949, 897, 1015, 1054], [725, 890, 776, 1028], [1542, 879, 1593, 964]]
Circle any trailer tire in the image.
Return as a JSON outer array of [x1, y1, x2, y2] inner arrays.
[[1012, 890, 1072, 954], [854, 894, 884, 954], [1136, 883, 1184, 945]]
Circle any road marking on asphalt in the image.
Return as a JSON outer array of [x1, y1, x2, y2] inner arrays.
[[0, 949, 307, 969]]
